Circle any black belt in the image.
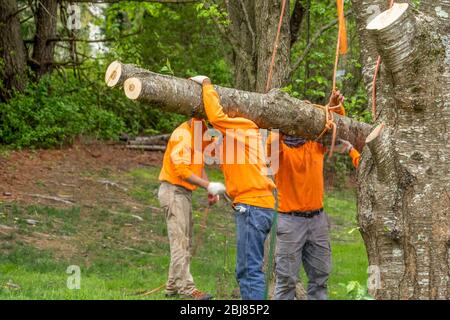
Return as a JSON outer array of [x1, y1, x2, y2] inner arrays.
[[282, 208, 323, 218]]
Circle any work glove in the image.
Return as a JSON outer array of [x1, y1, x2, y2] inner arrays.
[[207, 182, 226, 196], [189, 76, 210, 85], [334, 139, 353, 154]]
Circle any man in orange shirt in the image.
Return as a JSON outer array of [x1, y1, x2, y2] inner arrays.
[[272, 93, 360, 300], [190, 76, 276, 300], [158, 118, 226, 300]]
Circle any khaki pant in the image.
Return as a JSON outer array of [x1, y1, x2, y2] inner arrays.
[[158, 181, 196, 295]]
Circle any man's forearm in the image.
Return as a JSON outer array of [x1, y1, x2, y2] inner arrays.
[[202, 168, 208, 180], [185, 174, 209, 189]]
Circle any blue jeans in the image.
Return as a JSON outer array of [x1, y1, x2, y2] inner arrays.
[[234, 203, 274, 300]]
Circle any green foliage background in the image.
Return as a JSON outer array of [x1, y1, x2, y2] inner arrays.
[[0, 1, 369, 149]]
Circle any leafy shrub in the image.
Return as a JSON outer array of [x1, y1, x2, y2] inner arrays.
[[0, 75, 125, 148], [0, 68, 188, 149], [340, 280, 374, 300]]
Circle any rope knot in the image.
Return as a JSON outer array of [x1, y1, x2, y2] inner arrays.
[[314, 102, 338, 158]]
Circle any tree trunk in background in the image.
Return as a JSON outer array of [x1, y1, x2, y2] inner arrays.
[[226, 0, 256, 91], [226, 0, 291, 92], [254, 0, 291, 92], [289, 0, 305, 47], [32, 0, 58, 77], [352, 1, 450, 299], [0, 0, 27, 101]]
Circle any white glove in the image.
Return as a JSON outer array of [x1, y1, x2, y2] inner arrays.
[[189, 75, 210, 85], [335, 139, 353, 154], [207, 182, 226, 196]]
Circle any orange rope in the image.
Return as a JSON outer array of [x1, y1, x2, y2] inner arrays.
[[372, 0, 395, 121], [323, 0, 347, 157], [266, 0, 345, 158], [371, 56, 382, 119], [333, 0, 348, 91], [142, 284, 165, 296], [314, 103, 337, 158], [336, 0, 348, 55], [135, 283, 165, 296], [332, 32, 341, 92], [265, 0, 287, 93]]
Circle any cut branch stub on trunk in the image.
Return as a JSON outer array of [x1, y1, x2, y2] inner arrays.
[[366, 3, 420, 110], [365, 123, 397, 183], [367, 4, 415, 80], [106, 61, 372, 151]]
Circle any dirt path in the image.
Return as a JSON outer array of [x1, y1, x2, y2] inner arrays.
[[0, 142, 163, 206]]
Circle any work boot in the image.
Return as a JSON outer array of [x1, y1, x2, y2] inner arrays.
[[183, 289, 213, 300]]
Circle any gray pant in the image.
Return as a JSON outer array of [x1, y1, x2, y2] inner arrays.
[[274, 212, 331, 300]]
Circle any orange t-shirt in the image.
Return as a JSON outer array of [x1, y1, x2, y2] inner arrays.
[[273, 134, 360, 213], [158, 119, 208, 191], [202, 84, 275, 209], [276, 140, 326, 212]]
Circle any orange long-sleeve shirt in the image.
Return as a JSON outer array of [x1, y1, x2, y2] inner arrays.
[[349, 147, 360, 168], [202, 84, 275, 209], [274, 135, 360, 213], [334, 103, 346, 116], [333, 104, 361, 167], [159, 119, 208, 191]]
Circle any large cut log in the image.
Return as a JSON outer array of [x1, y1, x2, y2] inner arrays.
[[105, 61, 372, 151]]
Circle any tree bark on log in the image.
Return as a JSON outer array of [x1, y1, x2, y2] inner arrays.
[[353, 2, 450, 299], [105, 61, 372, 151]]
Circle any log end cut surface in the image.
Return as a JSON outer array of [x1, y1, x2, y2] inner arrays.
[[366, 123, 385, 144], [366, 3, 409, 30], [124, 77, 142, 100], [105, 60, 122, 87]]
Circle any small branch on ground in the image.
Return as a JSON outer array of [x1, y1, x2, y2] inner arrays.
[[134, 283, 165, 296], [126, 145, 167, 152], [97, 179, 128, 192], [24, 193, 74, 205]]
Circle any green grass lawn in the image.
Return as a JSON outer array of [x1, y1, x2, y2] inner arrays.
[[0, 166, 368, 300]]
